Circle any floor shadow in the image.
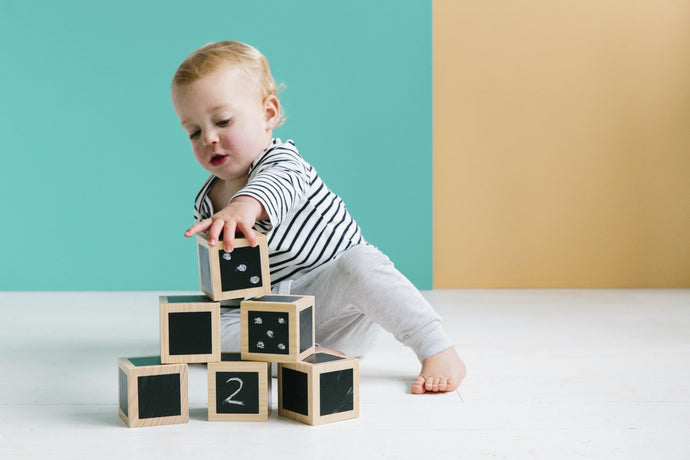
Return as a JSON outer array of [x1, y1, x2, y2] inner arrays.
[[66, 404, 127, 428], [189, 406, 208, 421]]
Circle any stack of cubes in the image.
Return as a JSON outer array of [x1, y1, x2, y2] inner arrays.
[[118, 232, 359, 428]]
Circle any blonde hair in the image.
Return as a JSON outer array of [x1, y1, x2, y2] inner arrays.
[[172, 41, 285, 126]]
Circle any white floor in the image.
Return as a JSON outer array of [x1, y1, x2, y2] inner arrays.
[[0, 289, 688, 459]]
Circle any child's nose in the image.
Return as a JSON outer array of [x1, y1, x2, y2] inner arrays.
[[203, 130, 219, 146]]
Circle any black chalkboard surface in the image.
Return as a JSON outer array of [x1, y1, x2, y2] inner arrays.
[[303, 353, 345, 364], [254, 295, 303, 303], [137, 373, 181, 419], [248, 310, 290, 355], [198, 245, 212, 293], [281, 367, 309, 416], [129, 356, 162, 367], [118, 369, 128, 416], [167, 295, 215, 304], [220, 352, 243, 362], [168, 311, 213, 355], [319, 369, 354, 416], [219, 246, 262, 292], [216, 371, 260, 414], [299, 307, 313, 353]]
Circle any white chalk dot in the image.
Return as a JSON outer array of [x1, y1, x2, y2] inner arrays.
[[250, 276, 260, 284], [254, 317, 263, 325], [266, 330, 274, 338], [278, 343, 286, 350], [236, 264, 247, 272], [278, 318, 286, 324], [222, 252, 232, 261], [257, 341, 265, 349]]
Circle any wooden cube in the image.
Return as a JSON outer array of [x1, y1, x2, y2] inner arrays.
[[196, 231, 271, 301], [117, 356, 188, 428], [240, 295, 315, 363], [207, 353, 272, 422], [278, 352, 359, 426], [159, 295, 221, 364]]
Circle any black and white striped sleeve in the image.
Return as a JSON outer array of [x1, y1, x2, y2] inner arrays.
[[193, 175, 216, 223], [231, 146, 310, 227]]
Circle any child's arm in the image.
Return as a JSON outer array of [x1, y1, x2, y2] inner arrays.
[[184, 195, 268, 252], [186, 142, 309, 252]]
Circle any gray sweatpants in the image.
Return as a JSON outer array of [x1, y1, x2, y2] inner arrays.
[[220, 244, 453, 362]]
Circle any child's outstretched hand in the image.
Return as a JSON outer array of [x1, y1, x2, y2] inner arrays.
[[184, 196, 267, 252]]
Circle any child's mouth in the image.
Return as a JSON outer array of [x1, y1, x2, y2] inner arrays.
[[210, 154, 228, 166]]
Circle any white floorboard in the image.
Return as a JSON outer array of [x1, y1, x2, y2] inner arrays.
[[0, 289, 688, 459]]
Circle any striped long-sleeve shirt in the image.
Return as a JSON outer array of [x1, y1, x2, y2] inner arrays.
[[193, 138, 365, 286]]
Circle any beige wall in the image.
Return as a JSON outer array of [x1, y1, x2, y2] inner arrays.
[[433, 0, 690, 287]]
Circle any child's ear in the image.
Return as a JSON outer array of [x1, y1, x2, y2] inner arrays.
[[264, 95, 281, 129]]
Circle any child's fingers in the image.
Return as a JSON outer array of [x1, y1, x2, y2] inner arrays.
[[184, 219, 211, 237], [223, 221, 237, 253], [237, 222, 257, 247], [207, 219, 226, 246]]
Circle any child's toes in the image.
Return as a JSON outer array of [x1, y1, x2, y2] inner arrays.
[[445, 377, 461, 392], [437, 377, 449, 392], [411, 376, 426, 394], [424, 376, 438, 392]]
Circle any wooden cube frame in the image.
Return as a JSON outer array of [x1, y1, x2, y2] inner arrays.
[[207, 353, 272, 422], [278, 352, 359, 426], [118, 356, 189, 428], [196, 231, 271, 301], [240, 295, 315, 363], [159, 295, 221, 364]]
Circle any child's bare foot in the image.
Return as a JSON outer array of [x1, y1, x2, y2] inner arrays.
[[411, 346, 466, 394]]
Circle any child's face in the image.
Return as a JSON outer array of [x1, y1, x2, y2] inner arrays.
[[171, 64, 279, 182]]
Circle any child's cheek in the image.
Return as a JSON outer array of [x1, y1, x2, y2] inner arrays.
[[193, 148, 205, 166]]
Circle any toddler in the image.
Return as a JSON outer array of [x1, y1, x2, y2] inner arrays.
[[170, 41, 465, 394]]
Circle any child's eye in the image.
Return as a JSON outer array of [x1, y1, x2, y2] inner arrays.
[[189, 129, 201, 140], [217, 118, 232, 127]]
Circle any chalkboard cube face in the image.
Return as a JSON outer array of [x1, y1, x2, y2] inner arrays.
[[159, 296, 221, 364], [207, 353, 272, 422], [248, 310, 289, 355], [280, 367, 309, 416], [278, 352, 359, 426], [196, 232, 271, 301], [117, 356, 189, 428], [240, 295, 315, 363]]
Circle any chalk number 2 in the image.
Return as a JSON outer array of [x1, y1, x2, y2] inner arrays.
[[223, 377, 245, 406]]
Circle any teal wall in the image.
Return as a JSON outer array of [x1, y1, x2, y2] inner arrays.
[[0, 1, 432, 290]]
